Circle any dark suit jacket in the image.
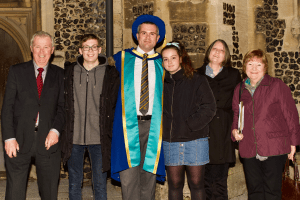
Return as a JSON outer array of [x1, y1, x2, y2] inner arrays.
[[1, 60, 64, 156]]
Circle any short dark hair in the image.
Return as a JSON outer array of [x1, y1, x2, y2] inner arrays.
[[204, 39, 232, 67], [137, 21, 159, 35], [79, 34, 101, 48]]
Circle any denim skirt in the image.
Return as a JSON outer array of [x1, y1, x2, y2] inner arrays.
[[163, 137, 209, 166]]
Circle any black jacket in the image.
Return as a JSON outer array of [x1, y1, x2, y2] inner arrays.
[[163, 69, 216, 142], [1, 61, 64, 156], [61, 61, 119, 172], [198, 64, 242, 164]]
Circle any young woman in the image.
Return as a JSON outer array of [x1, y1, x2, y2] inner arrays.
[[162, 41, 216, 200]]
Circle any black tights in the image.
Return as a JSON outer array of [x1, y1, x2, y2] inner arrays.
[[167, 165, 206, 200]]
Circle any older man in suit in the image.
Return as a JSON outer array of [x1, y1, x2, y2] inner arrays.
[[1, 31, 64, 200]]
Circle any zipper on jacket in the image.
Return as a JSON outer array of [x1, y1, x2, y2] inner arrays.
[[169, 75, 175, 143], [251, 97, 257, 155], [246, 87, 258, 155], [84, 71, 89, 144]]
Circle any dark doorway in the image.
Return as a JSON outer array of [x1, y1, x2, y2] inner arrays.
[[0, 28, 24, 108], [0, 28, 24, 171]]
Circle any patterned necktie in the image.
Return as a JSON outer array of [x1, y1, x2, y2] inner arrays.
[[139, 53, 149, 115], [36, 68, 44, 98]]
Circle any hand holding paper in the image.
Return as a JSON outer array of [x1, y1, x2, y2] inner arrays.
[[232, 101, 244, 141]]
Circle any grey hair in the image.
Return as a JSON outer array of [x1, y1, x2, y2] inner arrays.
[[30, 31, 54, 47], [137, 21, 159, 35]]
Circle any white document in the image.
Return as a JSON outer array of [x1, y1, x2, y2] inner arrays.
[[238, 101, 244, 134]]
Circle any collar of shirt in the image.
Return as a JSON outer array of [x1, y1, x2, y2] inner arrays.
[[136, 46, 155, 55], [33, 60, 48, 78], [245, 76, 264, 96], [245, 76, 264, 88], [205, 64, 223, 78]]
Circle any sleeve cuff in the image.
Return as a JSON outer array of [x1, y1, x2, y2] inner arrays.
[[50, 128, 60, 137], [5, 138, 16, 142]]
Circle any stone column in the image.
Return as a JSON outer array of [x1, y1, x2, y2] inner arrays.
[[41, 0, 54, 37], [40, 0, 64, 69], [255, 32, 266, 53]]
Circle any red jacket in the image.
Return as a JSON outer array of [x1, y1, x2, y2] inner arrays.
[[231, 74, 300, 158]]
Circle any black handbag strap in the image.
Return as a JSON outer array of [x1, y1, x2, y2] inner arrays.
[[239, 81, 243, 102]]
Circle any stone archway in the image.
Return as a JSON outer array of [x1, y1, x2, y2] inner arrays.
[[0, 28, 24, 97], [0, 17, 31, 62]]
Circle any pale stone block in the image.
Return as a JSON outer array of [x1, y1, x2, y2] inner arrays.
[[282, 15, 299, 51], [123, 28, 136, 49], [207, 23, 218, 44], [52, 51, 65, 69], [190, 0, 206, 3], [168, 1, 206, 22], [114, 47, 123, 54], [114, 23, 123, 37], [206, 1, 218, 25], [113, 19, 122, 31], [220, 24, 234, 51], [41, 0, 54, 37], [113, 0, 122, 14], [235, 0, 250, 54], [114, 38, 123, 49], [278, 0, 294, 19], [256, 32, 267, 52], [113, 13, 123, 43]]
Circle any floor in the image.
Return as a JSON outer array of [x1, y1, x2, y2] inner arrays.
[[0, 173, 122, 200]]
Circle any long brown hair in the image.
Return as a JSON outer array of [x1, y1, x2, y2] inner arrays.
[[161, 41, 195, 79]]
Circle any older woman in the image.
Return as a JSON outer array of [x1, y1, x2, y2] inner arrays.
[[231, 49, 300, 200], [198, 39, 241, 199]]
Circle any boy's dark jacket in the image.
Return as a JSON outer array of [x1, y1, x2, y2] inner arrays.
[[61, 57, 119, 172]]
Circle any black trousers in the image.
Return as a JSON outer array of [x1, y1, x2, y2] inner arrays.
[[204, 163, 229, 200], [242, 154, 287, 200], [4, 131, 61, 200]]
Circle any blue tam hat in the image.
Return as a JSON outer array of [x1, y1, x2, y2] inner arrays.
[[132, 14, 166, 44]]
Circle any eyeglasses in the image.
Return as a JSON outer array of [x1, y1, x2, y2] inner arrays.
[[81, 45, 99, 51]]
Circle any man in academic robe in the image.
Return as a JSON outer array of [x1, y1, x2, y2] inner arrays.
[[111, 14, 166, 200]]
